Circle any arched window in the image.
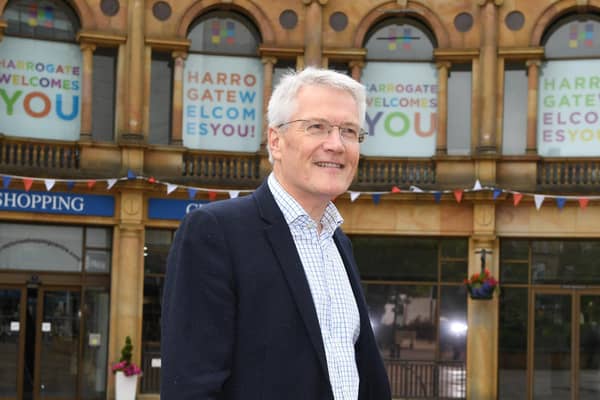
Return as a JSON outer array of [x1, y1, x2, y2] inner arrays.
[[0, 0, 83, 141], [4, 0, 79, 41], [181, 10, 264, 152], [361, 18, 441, 157], [537, 14, 600, 157]]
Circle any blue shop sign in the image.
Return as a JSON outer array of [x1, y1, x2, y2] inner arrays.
[[0, 189, 115, 217], [148, 198, 208, 220]]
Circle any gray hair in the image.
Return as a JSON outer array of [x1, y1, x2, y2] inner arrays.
[[266, 67, 366, 162]]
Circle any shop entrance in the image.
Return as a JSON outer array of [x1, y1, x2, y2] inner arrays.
[[532, 290, 600, 400], [0, 281, 109, 400]]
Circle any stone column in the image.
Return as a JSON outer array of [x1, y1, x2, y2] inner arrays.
[[0, 20, 7, 42], [467, 202, 498, 400], [303, 0, 327, 67], [122, 0, 145, 142], [110, 190, 144, 397], [171, 51, 187, 145], [477, 0, 502, 154], [261, 56, 277, 146], [349, 60, 365, 82], [436, 62, 451, 155], [526, 60, 540, 155], [79, 42, 96, 141]]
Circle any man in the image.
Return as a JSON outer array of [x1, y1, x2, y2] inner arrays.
[[161, 67, 391, 400]]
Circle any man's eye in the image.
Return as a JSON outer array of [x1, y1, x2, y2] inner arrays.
[[307, 123, 327, 132], [341, 127, 358, 137]]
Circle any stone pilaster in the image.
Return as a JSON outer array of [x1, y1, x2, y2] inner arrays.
[[261, 56, 277, 146], [349, 60, 365, 82], [122, 0, 145, 142], [79, 42, 96, 141], [171, 51, 188, 145], [526, 60, 540, 155], [302, 0, 328, 67], [436, 62, 451, 155]]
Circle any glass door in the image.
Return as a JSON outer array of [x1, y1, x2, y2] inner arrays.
[[0, 287, 25, 400], [35, 288, 81, 400], [533, 291, 600, 400]]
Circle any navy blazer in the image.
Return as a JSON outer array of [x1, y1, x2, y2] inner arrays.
[[161, 181, 391, 400]]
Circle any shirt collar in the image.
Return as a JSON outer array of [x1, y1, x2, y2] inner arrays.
[[267, 173, 343, 235]]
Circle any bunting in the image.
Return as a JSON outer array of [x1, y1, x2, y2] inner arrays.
[[0, 172, 598, 211]]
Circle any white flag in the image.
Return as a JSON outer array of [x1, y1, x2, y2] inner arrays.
[[44, 179, 55, 191]]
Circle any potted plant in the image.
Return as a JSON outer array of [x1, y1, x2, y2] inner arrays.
[[112, 336, 142, 400], [464, 268, 499, 300]]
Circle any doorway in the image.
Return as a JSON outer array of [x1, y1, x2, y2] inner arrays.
[[532, 290, 600, 400], [0, 284, 107, 400]]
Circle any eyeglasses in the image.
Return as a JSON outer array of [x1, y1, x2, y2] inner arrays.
[[276, 119, 367, 144]]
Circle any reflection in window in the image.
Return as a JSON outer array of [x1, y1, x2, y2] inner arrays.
[[188, 11, 261, 55], [543, 14, 600, 59], [499, 288, 528, 400], [4, 0, 80, 41], [92, 47, 118, 142], [364, 18, 435, 61], [447, 64, 472, 155], [502, 63, 527, 155], [149, 52, 173, 145]]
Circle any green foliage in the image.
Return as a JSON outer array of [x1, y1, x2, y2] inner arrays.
[[119, 335, 133, 364]]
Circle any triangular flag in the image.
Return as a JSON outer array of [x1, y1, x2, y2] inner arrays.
[[148, 176, 156, 184], [371, 194, 381, 205], [493, 189, 502, 200], [349, 191, 361, 202], [167, 184, 177, 195], [579, 198, 589, 209], [66, 181, 75, 191], [107, 179, 117, 190], [534, 194, 545, 211], [187, 188, 197, 200], [208, 191, 218, 201], [434, 192, 442, 203], [23, 178, 33, 192], [391, 186, 401, 193], [556, 197, 566, 210], [87, 180, 96, 189], [410, 185, 424, 193], [127, 170, 136, 180], [2, 176, 11, 189], [453, 189, 463, 203], [472, 180, 482, 191], [513, 193, 523, 206], [44, 179, 56, 191], [229, 190, 240, 199]]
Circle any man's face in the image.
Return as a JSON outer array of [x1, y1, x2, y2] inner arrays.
[[269, 85, 361, 210]]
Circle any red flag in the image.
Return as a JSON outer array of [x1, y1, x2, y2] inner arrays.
[[148, 176, 156, 184], [453, 189, 463, 203], [513, 193, 523, 206], [23, 178, 33, 192], [391, 186, 401, 193], [208, 191, 217, 201], [87, 180, 96, 189], [579, 198, 589, 209]]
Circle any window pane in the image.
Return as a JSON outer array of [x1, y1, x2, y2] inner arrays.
[[352, 236, 438, 281], [364, 18, 435, 61], [85, 250, 111, 273], [447, 65, 472, 155], [5, 0, 80, 41], [439, 286, 467, 362], [543, 15, 600, 59], [363, 284, 436, 361], [188, 11, 260, 55], [272, 60, 296, 94], [502, 64, 527, 155], [81, 288, 109, 400], [149, 52, 173, 145], [532, 241, 600, 284], [0, 223, 83, 271], [141, 276, 164, 393], [144, 230, 172, 275], [441, 261, 467, 282], [500, 262, 528, 284], [440, 238, 468, 258], [86, 227, 112, 248], [499, 288, 528, 400], [92, 47, 117, 142], [501, 240, 529, 260]]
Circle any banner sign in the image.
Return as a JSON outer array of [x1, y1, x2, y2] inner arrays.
[[0, 37, 82, 140], [538, 59, 600, 156], [361, 62, 438, 157], [148, 198, 208, 220], [0, 189, 114, 217], [182, 55, 263, 152]]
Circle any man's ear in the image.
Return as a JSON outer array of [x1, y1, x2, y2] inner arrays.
[[268, 127, 282, 161]]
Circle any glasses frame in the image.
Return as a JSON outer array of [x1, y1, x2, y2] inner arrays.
[[276, 119, 367, 144]]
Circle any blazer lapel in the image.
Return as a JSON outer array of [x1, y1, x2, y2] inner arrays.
[[253, 182, 330, 384]]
